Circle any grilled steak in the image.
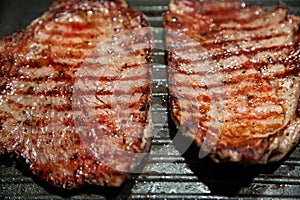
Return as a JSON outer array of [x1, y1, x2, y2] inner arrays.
[[0, 0, 153, 189], [164, 0, 300, 164]]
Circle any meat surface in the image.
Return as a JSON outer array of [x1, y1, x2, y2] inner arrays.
[[164, 0, 300, 164], [0, 0, 153, 189]]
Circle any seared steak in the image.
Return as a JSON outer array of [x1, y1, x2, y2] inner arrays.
[[164, 0, 300, 164], [0, 0, 153, 189]]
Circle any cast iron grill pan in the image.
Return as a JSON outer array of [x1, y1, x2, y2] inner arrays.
[[0, 0, 299, 199]]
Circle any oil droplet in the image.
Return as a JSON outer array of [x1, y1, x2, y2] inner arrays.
[[107, 48, 114, 54], [171, 16, 178, 22]]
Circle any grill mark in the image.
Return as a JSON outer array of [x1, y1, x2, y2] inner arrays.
[[170, 71, 270, 91], [19, 61, 82, 70], [170, 61, 300, 88], [94, 104, 112, 110], [83, 61, 146, 70], [62, 26, 94, 38], [121, 63, 146, 70], [167, 3, 286, 33], [169, 58, 253, 76], [167, 19, 288, 45], [38, 40, 96, 54], [6, 78, 149, 110], [15, 73, 75, 82], [46, 40, 96, 50], [263, 66, 300, 80], [11, 65, 147, 85], [176, 100, 280, 126], [49, 104, 73, 112], [6, 97, 73, 112], [42, 89, 73, 98], [50, 47, 86, 59], [28, 103, 72, 112], [94, 89, 114, 96], [50, 10, 134, 32], [87, 48, 150, 60], [20, 117, 75, 128], [11, 83, 74, 97], [6, 95, 150, 115], [3, 61, 82, 80], [168, 62, 205, 76], [96, 110, 148, 121], [18, 108, 148, 132], [50, 48, 90, 60], [97, 76, 120, 82], [74, 73, 147, 84], [31, 40, 94, 59], [176, 98, 283, 134], [166, 18, 282, 40], [92, 73, 148, 82], [5, 47, 149, 82], [201, 33, 289, 49], [175, 95, 277, 112], [184, 44, 295, 62], [170, 46, 298, 76], [94, 84, 150, 111], [228, 83, 275, 97], [171, 72, 278, 105], [5, 103, 148, 129], [236, 44, 296, 61], [6, 99, 24, 110], [174, 92, 278, 112], [8, 99, 69, 114], [12, 81, 148, 100], [201, 17, 287, 35]]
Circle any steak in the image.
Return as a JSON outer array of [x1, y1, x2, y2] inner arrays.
[[164, 0, 300, 164], [0, 0, 153, 189]]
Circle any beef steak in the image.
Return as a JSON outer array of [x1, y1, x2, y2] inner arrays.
[[164, 0, 300, 163], [0, 0, 153, 189]]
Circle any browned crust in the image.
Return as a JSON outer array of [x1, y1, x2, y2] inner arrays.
[[165, 0, 300, 164], [0, 0, 153, 189]]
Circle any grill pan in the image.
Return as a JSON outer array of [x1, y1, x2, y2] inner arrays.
[[0, 0, 300, 199]]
